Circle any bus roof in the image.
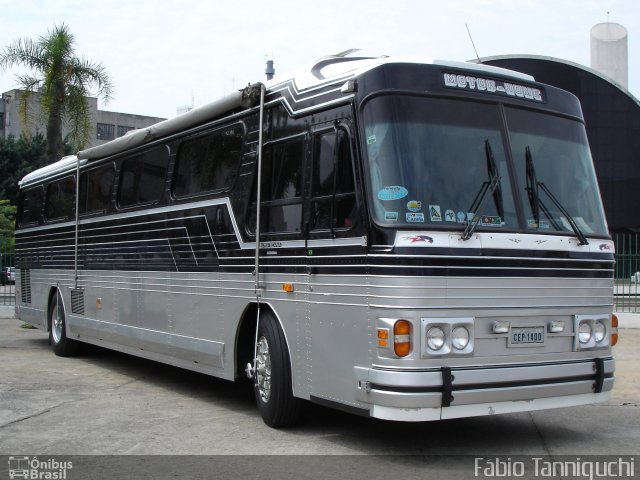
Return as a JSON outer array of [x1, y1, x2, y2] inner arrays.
[[269, 55, 534, 92]]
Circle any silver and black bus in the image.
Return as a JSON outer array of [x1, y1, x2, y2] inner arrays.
[[14, 55, 617, 427]]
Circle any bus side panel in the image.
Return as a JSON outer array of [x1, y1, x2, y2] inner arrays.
[[254, 266, 373, 410]]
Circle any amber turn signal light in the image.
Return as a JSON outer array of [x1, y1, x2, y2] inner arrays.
[[393, 320, 412, 357]]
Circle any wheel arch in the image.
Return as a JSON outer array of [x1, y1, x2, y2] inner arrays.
[[234, 302, 293, 380]]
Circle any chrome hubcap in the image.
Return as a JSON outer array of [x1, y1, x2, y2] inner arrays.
[[256, 336, 271, 402], [52, 305, 63, 344]]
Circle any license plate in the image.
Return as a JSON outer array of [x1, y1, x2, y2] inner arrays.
[[509, 326, 545, 347]]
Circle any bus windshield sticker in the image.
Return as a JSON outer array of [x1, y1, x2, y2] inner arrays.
[[406, 213, 425, 223], [429, 205, 442, 222], [378, 186, 408, 201], [406, 200, 422, 212], [385, 211, 399, 222], [443, 72, 544, 103], [456, 211, 466, 223], [480, 215, 503, 226], [444, 209, 456, 222]]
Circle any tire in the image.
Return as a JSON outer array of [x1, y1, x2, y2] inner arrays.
[[49, 291, 80, 357], [254, 311, 301, 428]]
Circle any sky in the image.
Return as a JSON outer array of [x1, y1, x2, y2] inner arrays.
[[0, 0, 638, 120]]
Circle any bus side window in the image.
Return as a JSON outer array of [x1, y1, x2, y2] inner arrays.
[[118, 145, 169, 207], [18, 186, 45, 226], [45, 176, 75, 222], [311, 129, 356, 232], [173, 125, 243, 198], [79, 163, 115, 214], [249, 136, 305, 234]]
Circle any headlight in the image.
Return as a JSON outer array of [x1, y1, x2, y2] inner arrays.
[[427, 326, 445, 351], [578, 322, 592, 344], [451, 326, 470, 350], [574, 315, 611, 351], [421, 318, 475, 357], [594, 321, 607, 343]]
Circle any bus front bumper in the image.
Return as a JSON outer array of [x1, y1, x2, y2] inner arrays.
[[354, 357, 614, 422]]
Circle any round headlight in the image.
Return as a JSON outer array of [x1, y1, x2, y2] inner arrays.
[[427, 326, 445, 351], [594, 321, 607, 343], [451, 326, 470, 350], [578, 322, 592, 344]]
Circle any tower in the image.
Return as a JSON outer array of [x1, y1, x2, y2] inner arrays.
[[590, 22, 628, 89]]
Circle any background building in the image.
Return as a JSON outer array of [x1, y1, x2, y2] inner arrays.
[[0, 89, 166, 149]]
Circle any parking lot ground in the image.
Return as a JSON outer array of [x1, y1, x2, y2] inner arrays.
[[0, 317, 638, 478]]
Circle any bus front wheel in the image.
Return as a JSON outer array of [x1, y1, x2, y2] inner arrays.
[[48, 291, 80, 357], [254, 312, 301, 428]]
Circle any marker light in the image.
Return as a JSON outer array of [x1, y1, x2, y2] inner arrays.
[[493, 321, 510, 334], [578, 322, 592, 344], [611, 314, 619, 346], [377, 328, 389, 348], [393, 320, 412, 357], [427, 326, 446, 351], [549, 320, 565, 333], [451, 326, 470, 350]]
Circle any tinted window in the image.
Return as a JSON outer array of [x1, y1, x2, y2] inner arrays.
[[311, 129, 356, 231], [173, 125, 243, 197], [19, 187, 44, 226], [248, 136, 305, 234], [118, 145, 169, 207], [45, 176, 75, 221], [80, 163, 115, 214]]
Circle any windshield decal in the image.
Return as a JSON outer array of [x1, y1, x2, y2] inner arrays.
[[479, 215, 504, 226], [443, 72, 544, 103], [378, 186, 408, 201], [384, 211, 399, 222], [406, 200, 422, 212], [444, 209, 456, 222], [406, 212, 425, 222], [429, 205, 442, 222]]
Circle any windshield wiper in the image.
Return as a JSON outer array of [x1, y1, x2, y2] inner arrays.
[[461, 140, 503, 241], [525, 146, 589, 246]]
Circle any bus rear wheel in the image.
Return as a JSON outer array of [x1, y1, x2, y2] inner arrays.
[[254, 312, 301, 428], [49, 291, 80, 357]]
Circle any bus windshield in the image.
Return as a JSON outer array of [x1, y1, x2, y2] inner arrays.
[[505, 106, 608, 236], [362, 95, 608, 236]]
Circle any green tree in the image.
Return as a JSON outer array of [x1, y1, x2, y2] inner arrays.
[[0, 133, 49, 204], [0, 23, 114, 163], [0, 199, 16, 248]]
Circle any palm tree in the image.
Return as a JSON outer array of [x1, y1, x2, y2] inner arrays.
[[0, 23, 114, 163]]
